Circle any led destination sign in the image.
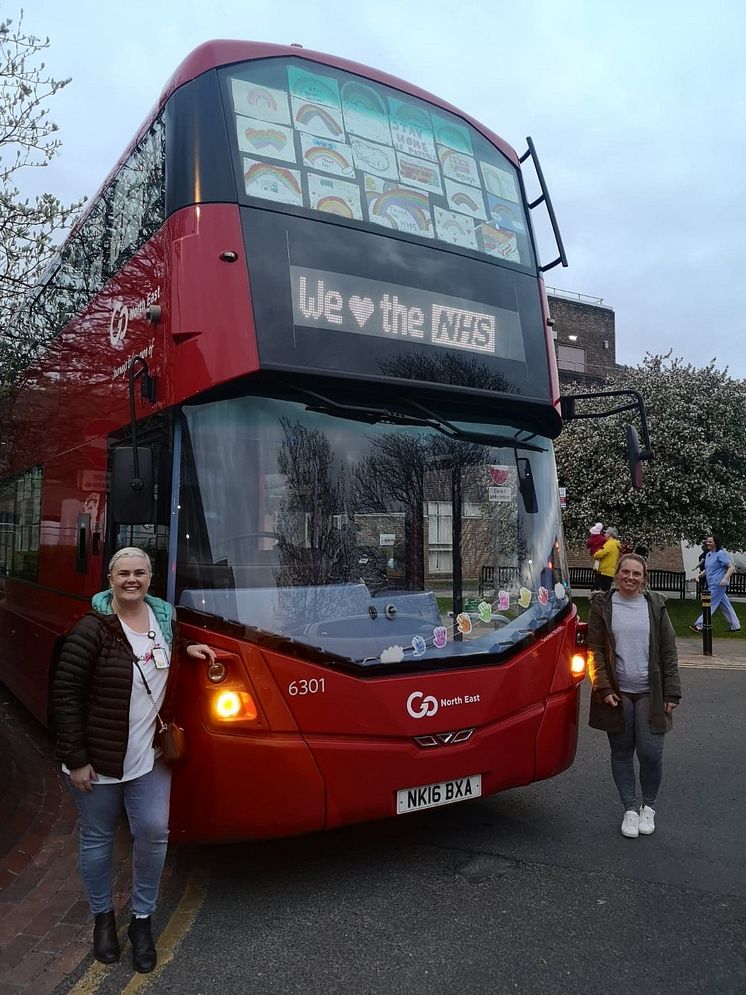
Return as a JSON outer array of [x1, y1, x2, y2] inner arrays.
[[290, 265, 526, 362]]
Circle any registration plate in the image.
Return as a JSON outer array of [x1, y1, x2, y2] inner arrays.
[[396, 774, 482, 814]]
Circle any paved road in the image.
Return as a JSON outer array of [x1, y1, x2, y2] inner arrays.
[[39, 668, 745, 995]]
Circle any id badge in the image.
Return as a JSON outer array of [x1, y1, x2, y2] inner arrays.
[[152, 646, 170, 670]]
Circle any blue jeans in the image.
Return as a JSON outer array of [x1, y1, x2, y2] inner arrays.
[[607, 693, 665, 810], [65, 760, 171, 916]]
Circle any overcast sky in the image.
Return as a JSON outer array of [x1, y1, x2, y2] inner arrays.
[[13, 0, 746, 377]]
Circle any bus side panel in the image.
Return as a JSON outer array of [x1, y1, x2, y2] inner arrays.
[[169, 733, 326, 843], [0, 582, 85, 724], [533, 686, 581, 782]]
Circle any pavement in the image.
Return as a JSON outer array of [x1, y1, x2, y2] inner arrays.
[[0, 633, 744, 993]]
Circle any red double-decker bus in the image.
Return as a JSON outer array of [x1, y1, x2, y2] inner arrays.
[[0, 41, 589, 842]]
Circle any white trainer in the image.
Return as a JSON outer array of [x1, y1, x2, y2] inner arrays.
[[621, 809, 639, 838], [639, 805, 656, 835]]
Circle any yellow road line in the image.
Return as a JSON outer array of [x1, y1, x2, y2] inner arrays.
[[66, 865, 209, 995]]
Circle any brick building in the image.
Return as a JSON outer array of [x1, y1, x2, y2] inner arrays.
[[547, 287, 684, 571]]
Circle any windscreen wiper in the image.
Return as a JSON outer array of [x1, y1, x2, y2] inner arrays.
[[287, 383, 546, 451], [406, 399, 547, 452]]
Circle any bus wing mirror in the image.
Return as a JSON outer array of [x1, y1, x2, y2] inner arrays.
[[111, 447, 155, 524], [517, 457, 538, 514], [625, 424, 644, 490]]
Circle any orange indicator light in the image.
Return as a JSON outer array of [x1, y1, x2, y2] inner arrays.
[[213, 690, 258, 721], [570, 654, 586, 677]]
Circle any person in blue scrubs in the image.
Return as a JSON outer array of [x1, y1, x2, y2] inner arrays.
[[690, 534, 741, 632]]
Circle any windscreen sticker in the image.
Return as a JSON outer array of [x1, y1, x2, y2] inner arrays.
[[308, 173, 363, 219], [380, 645, 405, 664], [434, 206, 478, 249], [538, 587, 549, 606], [432, 626, 448, 649], [396, 152, 442, 193], [243, 158, 303, 205], [365, 176, 434, 237], [487, 195, 526, 233], [444, 178, 487, 220], [288, 66, 341, 108], [480, 224, 520, 262], [437, 146, 480, 187], [231, 79, 291, 126], [518, 587, 532, 609], [456, 613, 473, 635], [411, 635, 427, 658], [477, 601, 492, 623], [431, 113, 473, 154], [350, 136, 399, 179], [341, 81, 392, 144], [235, 116, 297, 163], [390, 119, 437, 162], [554, 582, 568, 603], [480, 161, 519, 202], [497, 590, 510, 611], [291, 98, 346, 140], [300, 134, 355, 177], [388, 97, 431, 131]]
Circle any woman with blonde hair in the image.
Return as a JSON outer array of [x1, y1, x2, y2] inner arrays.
[[587, 553, 681, 838], [54, 547, 215, 972]]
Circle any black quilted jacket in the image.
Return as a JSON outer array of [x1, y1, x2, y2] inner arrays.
[[53, 610, 181, 779]]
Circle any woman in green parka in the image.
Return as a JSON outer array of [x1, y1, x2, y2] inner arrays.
[[587, 553, 681, 839]]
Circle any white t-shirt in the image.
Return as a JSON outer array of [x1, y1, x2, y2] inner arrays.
[[63, 605, 171, 783]]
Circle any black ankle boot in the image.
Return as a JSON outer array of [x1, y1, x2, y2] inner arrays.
[[128, 915, 157, 973], [93, 910, 120, 963]]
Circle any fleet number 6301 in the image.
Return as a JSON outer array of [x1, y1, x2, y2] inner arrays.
[[288, 678, 326, 696]]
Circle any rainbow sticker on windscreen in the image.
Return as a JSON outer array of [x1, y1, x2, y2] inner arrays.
[[231, 79, 291, 126], [444, 178, 487, 220], [341, 80, 392, 145], [308, 173, 362, 220], [434, 206, 478, 250], [480, 161, 519, 203], [487, 195, 526, 233], [365, 176, 433, 237], [235, 116, 297, 163], [243, 158, 303, 206], [291, 98, 345, 141], [287, 66, 340, 108], [431, 113, 473, 154], [480, 223, 520, 262], [300, 134, 355, 178]]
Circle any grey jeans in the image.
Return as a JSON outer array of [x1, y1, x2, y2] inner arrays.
[[607, 692, 665, 810]]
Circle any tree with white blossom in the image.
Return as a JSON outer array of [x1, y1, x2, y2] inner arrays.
[[555, 354, 746, 552], [0, 10, 83, 390]]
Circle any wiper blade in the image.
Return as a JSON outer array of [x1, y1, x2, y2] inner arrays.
[[288, 384, 433, 427], [406, 399, 546, 452]]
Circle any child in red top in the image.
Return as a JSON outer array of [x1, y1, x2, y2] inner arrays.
[[586, 522, 605, 558]]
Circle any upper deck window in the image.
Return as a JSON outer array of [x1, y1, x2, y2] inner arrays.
[[221, 58, 533, 269]]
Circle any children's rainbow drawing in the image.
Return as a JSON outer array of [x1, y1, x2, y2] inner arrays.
[[487, 195, 526, 233], [308, 173, 362, 220], [434, 206, 477, 250], [236, 116, 296, 163], [366, 178, 433, 237], [287, 67, 340, 108], [300, 134, 354, 177], [230, 78, 291, 126], [431, 113, 473, 155], [243, 158, 303, 206], [445, 178, 487, 220], [341, 80, 386, 115], [292, 98, 345, 140], [389, 97, 430, 131], [480, 160, 519, 203]]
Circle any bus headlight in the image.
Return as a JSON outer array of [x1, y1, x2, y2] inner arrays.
[[207, 659, 227, 683]]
